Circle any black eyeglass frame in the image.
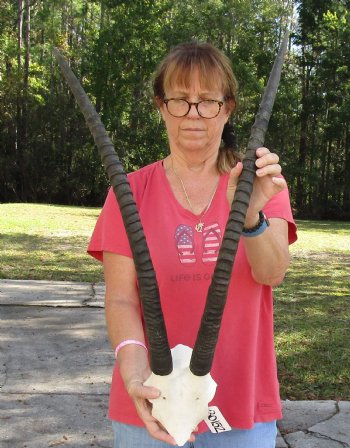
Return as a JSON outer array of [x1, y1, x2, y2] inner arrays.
[[163, 98, 225, 119]]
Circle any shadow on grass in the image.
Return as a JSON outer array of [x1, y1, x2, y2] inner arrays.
[[46, 203, 102, 219], [274, 252, 350, 400], [0, 233, 103, 282], [276, 321, 350, 401]]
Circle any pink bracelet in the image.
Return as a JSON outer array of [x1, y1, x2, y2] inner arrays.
[[114, 339, 148, 360]]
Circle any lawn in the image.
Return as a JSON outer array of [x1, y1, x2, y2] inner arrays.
[[0, 203, 349, 400], [0, 203, 103, 282], [274, 220, 350, 400]]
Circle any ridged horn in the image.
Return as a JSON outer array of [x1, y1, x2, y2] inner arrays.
[[53, 48, 172, 376], [190, 30, 290, 376]]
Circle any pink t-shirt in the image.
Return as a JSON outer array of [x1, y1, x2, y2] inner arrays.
[[88, 160, 297, 431]]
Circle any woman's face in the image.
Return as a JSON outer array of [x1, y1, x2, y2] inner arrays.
[[159, 69, 234, 157]]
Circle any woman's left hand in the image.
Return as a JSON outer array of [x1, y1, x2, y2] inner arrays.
[[226, 147, 287, 223]]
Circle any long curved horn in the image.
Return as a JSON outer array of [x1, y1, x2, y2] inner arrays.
[[190, 30, 290, 376], [53, 48, 172, 376]]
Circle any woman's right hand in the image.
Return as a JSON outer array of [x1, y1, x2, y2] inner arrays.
[[119, 345, 178, 445], [126, 378, 179, 445]]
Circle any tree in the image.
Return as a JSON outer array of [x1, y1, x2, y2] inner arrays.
[[0, 0, 349, 217], [293, 0, 350, 217]]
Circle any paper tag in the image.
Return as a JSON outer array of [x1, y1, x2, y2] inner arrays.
[[205, 406, 232, 433]]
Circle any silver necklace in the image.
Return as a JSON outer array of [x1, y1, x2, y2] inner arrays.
[[170, 156, 219, 233]]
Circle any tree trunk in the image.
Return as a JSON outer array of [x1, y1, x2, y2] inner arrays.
[[321, 138, 332, 218], [95, 0, 106, 113], [343, 129, 350, 215], [24, 0, 30, 93], [20, 0, 31, 200], [295, 47, 310, 215], [16, 0, 24, 200], [17, 0, 23, 72]]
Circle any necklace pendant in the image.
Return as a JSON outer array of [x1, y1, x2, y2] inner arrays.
[[195, 221, 204, 233]]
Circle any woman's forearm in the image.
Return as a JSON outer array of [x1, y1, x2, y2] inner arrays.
[[103, 251, 145, 348], [105, 295, 145, 349], [243, 217, 290, 286], [103, 251, 149, 381], [105, 293, 151, 387]]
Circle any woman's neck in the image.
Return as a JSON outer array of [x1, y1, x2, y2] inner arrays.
[[163, 150, 221, 216], [165, 150, 219, 176]]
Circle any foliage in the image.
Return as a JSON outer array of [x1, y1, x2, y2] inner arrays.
[[293, 0, 350, 218], [0, 0, 349, 218]]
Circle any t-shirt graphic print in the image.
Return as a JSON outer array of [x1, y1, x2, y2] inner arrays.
[[175, 222, 222, 265]]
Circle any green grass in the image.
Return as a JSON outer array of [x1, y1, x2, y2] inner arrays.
[[275, 220, 350, 400], [0, 204, 349, 400], [0, 203, 103, 282]]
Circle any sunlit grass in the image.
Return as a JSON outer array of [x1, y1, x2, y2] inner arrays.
[[291, 220, 350, 252], [1, 205, 349, 399], [0, 203, 103, 282]]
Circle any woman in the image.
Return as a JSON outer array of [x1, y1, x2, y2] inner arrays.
[[88, 42, 297, 448]]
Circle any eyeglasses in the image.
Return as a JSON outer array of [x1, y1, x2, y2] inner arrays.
[[163, 98, 225, 119]]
